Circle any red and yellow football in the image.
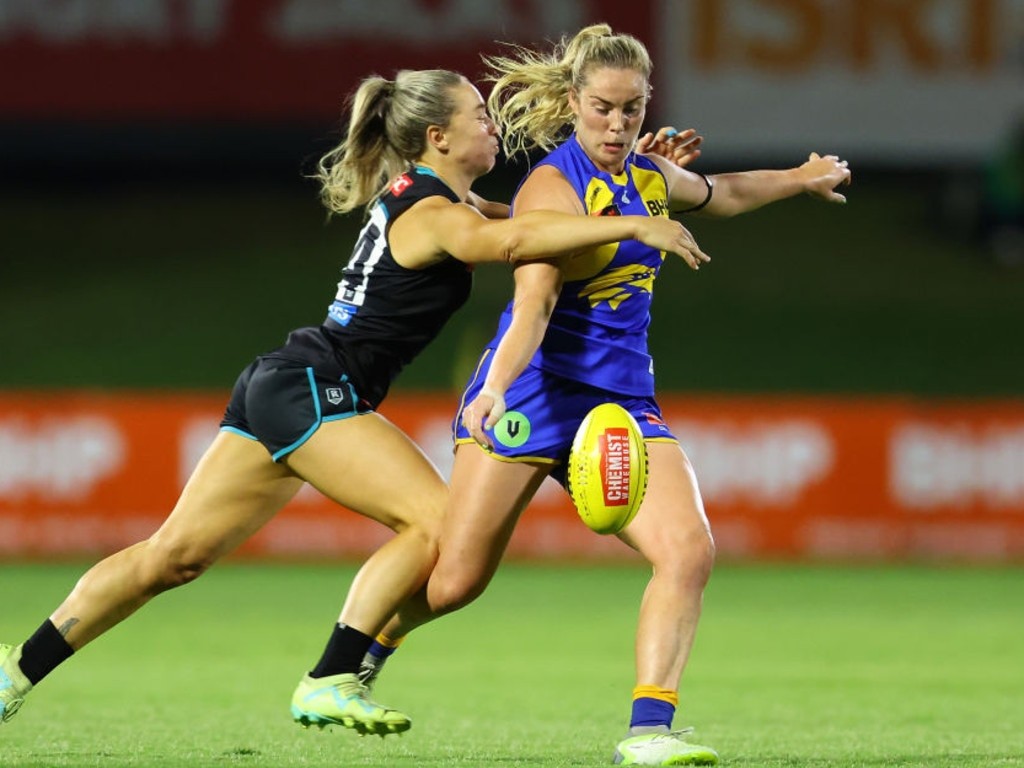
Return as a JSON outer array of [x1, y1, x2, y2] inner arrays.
[[566, 403, 649, 535]]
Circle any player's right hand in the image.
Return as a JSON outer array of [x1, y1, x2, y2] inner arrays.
[[461, 387, 507, 450], [637, 217, 710, 271]]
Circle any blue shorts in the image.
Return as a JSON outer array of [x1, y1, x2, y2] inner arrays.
[[453, 349, 677, 485]]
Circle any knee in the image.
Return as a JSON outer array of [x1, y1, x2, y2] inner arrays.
[[418, 506, 444, 553], [394, 489, 446, 545], [656, 526, 716, 592], [139, 536, 215, 593], [400, 503, 443, 564], [427, 569, 489, 617], [689, 528, 716, 588]]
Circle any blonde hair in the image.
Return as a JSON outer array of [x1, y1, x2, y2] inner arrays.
[[485, 23, 653, 161], [316, 69, 465, 215]]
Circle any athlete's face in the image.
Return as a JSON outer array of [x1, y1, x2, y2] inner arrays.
[[442, 80, 500, 178], [569, 67, 648, 174]]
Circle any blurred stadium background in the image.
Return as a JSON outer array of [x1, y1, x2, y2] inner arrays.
[[1, 0, 1022, 563]]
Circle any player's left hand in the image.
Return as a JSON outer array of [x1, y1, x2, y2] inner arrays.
[[462, 387, 507, 450], [799, 152, 852, 204], [636, 127, 703, 168]]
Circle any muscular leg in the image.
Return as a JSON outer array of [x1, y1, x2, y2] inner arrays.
[[605, 441, 720, 763], [50, 413, 447, 652], [284, 412, 449, 636], [284, 419, 467, 735], [616, 441, 715, 691], [5, 413, 450, 734], [51, 431, 303, 650], [610, 442, 716, 724]]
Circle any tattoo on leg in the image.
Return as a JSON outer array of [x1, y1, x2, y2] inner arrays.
[[56, 619, 79, 638]]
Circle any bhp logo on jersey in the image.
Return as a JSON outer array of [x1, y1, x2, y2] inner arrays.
[[599, 427, 631, 506]]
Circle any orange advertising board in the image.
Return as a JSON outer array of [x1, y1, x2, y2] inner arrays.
[[1, 392, 1022, 561]]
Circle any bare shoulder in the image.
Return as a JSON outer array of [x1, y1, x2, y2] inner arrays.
[[403, 194, 464, 217], [515, 164, 583, 215], [392, 194, 472, 238]]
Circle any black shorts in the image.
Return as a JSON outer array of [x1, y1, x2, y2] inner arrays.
[[220, 357, 373, 461]]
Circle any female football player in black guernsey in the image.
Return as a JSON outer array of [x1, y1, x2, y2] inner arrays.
[[0, 69, 707, 734]]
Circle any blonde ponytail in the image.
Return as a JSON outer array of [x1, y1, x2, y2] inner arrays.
[[316, 69, 465, 215]]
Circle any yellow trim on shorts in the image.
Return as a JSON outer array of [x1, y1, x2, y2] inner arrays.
[[644, 436, 679, 444], [454, 437, 560, 465]]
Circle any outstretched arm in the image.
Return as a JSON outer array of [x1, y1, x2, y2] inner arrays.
[[652, 151, 852, 218]]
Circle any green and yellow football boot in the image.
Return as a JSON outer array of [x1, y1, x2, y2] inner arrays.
[[290, 672, 410, 737], [613, 727, 719, 765], [0, 644, 32, 725]]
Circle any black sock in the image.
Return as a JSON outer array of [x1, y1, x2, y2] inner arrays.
[[308, 623, 373, 678], [19, 620, 74, 685]]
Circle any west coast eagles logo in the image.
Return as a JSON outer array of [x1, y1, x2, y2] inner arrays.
[[565, 171, 665, 305], [577, 264, 657, 310]]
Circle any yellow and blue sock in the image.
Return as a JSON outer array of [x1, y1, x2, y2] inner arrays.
[[366, 632, 403, 662], [629, 684, 678, 730]]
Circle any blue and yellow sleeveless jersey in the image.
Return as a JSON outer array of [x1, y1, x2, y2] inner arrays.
[[489, 134, 670, 397]]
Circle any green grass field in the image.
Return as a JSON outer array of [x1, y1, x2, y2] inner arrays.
[[2, 562, 1022, 767]]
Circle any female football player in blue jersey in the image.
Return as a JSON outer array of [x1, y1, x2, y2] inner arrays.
[[0, 68, 709, 735], [362, 25, 852, 765]]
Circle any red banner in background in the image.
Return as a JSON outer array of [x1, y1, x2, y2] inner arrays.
[[4, 1, 1017, 164], [1, 392, 1022, 562], [0, 1, 653, 119]]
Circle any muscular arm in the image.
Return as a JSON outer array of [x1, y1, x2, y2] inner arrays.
[[391, 195, 637, 268]]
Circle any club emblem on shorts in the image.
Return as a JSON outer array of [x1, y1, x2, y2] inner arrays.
[[493, 410, 532, 448], [325, 388, 344, 405]]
